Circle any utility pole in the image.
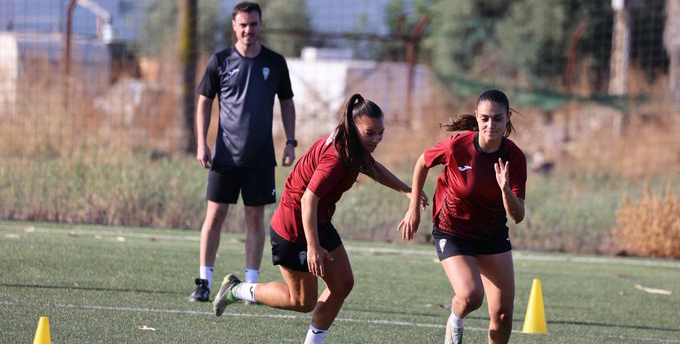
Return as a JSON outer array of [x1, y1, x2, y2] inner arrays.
[[664, 0, 680, 102], [64, 0, 78, 77], [608, 0, 638, 95], [178, 0, 198, 154]]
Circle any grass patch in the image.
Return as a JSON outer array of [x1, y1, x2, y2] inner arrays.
[[1, 222, 680, 343], [2, 150, 679, 254]]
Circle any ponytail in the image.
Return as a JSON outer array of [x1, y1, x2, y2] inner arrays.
[[441, 89, 516, 137], [334, 94, 383, 177], [440, 114, 478, 132]]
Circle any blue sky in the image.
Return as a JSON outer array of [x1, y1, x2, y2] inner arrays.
[[0, 0, 417, 41]]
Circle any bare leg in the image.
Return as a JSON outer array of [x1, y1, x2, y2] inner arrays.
[[199, 201, 229, 266], [250, 244, 353, 326], [253, 266, 318, 312], [440, 255, 485, 318], [311, 245, 354, 330], [244, 206, 265, 270], [478, 251, 515, 344]]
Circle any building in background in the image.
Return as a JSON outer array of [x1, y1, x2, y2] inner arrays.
[[0, 0, 151, 42], [274, 47, 436, 140]]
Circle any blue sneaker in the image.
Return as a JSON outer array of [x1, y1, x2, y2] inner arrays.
[[213, 274, 241, 316]]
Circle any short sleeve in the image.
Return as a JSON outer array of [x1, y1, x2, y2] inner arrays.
[[197, 54, 220, 99], [306, 154, 347, 198], [509, 148, 527, 199], [276, 57, 294, 100], [423, 136, 454, 168]]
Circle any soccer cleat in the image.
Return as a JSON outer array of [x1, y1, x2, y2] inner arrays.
[[213, 274, 241, 316], [444, 319, 463, 344], [188, 278, 210, 302]]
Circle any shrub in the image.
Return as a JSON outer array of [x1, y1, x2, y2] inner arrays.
[[613, 185, 680, 258]]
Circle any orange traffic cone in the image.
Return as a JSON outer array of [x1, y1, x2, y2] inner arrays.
[[522, 278, 547, 334], [33, 316, 51, 344]]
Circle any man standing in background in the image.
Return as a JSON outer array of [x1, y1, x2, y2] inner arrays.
[[189, 1, 297, 302]]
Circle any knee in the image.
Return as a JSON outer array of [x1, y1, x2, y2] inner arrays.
[[244, 207, 264, 220], [205, 204, 229, 225], [336, 276, 354, 298], [457, 289, 484, 312], [295, 298, 317, 313], [491, 304, 514, 326]]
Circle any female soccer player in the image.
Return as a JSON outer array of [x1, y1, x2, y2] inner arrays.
[[399, 89, 526, 344], [213, 94, 427, 344]]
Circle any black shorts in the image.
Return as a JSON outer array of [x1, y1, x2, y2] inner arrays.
[[432, 226, 512, 260], [206, 164, 276, 206], [270, 224, 343, 272]]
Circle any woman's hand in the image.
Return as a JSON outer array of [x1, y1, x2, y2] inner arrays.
[[494, 158, 510, 192], [398, 207, 420, 241], [307, 244, 333, 277]]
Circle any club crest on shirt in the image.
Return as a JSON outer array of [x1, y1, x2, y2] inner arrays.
[[458, 165, 472, 172], [438, 239, 447, 253], [299, 251, 307, 266], [326, 130, 337, 145], [227, 68, 239, 77], [271, 188, 276, 197], [262, 67, 270, 80]]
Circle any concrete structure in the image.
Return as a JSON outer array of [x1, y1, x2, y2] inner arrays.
[[273, 47, 437, 141], [1, 0, 151, 42], [0, 32, 111, 116]]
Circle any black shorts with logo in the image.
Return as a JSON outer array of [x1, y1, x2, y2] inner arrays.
[[206, 164, 276, 206], [270, 223, 343, 272], [432, 225, 512, 260]]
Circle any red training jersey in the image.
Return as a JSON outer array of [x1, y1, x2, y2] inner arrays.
[[271, 133, 362, 244], [424, 131, 527, 240]]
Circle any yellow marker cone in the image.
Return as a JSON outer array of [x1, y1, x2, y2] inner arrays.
[[33, 316, 51, 344], [522, 278, 547, 334]]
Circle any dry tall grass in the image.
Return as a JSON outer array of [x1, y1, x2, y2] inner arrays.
[[613, 185, 680, 258], [3, 53, 680, 255]]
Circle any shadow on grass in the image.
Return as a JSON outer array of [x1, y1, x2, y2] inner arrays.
[[343, 305, 488, 321], [0, 283, 183, 296], [540, 320, 680, 333]]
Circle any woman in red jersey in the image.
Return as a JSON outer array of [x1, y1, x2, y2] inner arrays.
[[399, 89, 526, 344], [213, 93, 427, 344]]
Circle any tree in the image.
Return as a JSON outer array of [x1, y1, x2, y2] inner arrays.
[[139, 0, 226, 57], [425, 0, 501, 79], [424, 0, 615, 92], [257, 0, 311, 57], [496, 0, 567, 87]]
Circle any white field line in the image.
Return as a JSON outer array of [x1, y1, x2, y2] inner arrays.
[[2, 300, 679, 343], [3, 225, 680, 269]]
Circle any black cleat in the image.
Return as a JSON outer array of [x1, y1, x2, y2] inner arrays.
[[188, 278, 210, 302]]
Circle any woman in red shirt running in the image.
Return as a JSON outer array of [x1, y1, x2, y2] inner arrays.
[[213, 93, 427, 344], [399, 89, 526, 344]]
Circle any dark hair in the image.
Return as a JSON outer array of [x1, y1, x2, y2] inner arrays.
[[232, 1, 262, 20], [334, 94, 383, 177], [440, 89, 515, 137]]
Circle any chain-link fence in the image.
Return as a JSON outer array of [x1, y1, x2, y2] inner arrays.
[[1, 0, 678, 249]]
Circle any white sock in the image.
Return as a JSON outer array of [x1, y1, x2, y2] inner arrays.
[[448, 311, 464, 329], [303, 324, 328, 344], [234, 282, 257, 302], [199, 265, 213, 289], [244, 268, 259, 283]]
